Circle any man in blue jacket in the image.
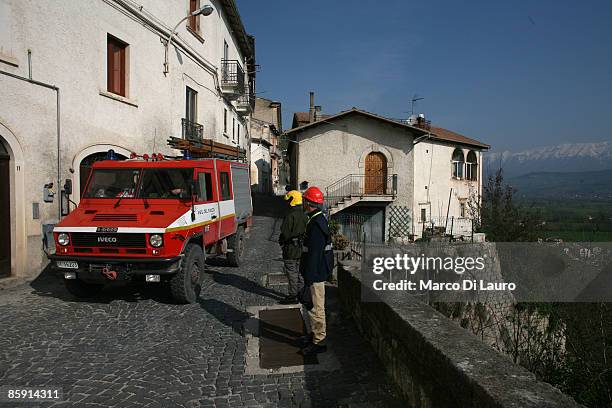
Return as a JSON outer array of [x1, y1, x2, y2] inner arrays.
[[299, 186, 333, 356]]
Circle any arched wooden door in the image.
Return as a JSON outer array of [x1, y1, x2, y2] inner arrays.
[[364, 152, 387, 194], [0, 141, 10, 278]]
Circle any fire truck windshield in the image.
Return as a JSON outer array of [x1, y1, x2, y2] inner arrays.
[[83, 169, 140, 199], [82, 168, 194, 200], [139, 168, 193, 199]]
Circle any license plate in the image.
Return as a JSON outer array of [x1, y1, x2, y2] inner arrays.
[[56, 260, 78, 269]]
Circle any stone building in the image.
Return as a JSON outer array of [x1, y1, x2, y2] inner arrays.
[[286, 102, 489, 242], [249, 97, 282, 194], [0, 0, 255, 281]]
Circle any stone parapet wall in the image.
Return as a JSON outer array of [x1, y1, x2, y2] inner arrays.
[[337, 260, 582, 407]]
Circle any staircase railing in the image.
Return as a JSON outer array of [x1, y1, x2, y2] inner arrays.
[[325, 174, 397, 209]]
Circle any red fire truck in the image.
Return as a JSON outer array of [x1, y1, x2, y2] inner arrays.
[[49, 152, 252, 303]]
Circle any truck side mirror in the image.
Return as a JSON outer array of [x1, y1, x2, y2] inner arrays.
[[64, 179, 73, 195]]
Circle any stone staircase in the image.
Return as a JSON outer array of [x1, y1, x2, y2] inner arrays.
[[324, 173, 398, 216]]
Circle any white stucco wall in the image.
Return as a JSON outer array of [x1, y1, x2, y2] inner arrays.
[[291, 113, 486, 240], [413, 141, 484, 236], [250, 140, 272, 193], [0, 0, 253, 279], [249, 118, 274, 193], [295, 115, 415, 207]]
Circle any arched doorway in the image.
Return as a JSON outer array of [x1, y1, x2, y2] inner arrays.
[[78, 151, 128, 197], [364, 152, 387, 194], [0, 142, 10, 278]]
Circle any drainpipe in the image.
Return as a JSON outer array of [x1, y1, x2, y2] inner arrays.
[[0, 69, 61, 218]]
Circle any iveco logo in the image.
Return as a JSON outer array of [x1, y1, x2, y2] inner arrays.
[[98, 236, 118, 243]]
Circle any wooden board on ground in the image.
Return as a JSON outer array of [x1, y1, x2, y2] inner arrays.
[[259, 308, 318, 369]]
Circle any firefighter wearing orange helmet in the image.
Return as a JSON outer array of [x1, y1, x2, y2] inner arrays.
[[298, 186, 334, 356]]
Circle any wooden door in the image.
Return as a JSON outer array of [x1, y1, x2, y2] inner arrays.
[[364, 152, 387, 194], [0, 148, 10, 278]]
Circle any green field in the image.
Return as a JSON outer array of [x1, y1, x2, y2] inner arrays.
[[518, 198, 612, 242]]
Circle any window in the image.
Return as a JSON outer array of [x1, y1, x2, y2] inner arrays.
[[186, 86, 197, 123], [460, 202, 466, 218], [421, 208, 427, 223], [223, 40, 229, 61], [107, 35, 128, 97], [237, 124, 240, 145], [223, 108, 228, 135], [232, 118, 236, 142], [188, 0, 200, 33], [466, 151, 478, 181], [197, 172, 213, 202], [140, 169, 193, 199], [451, 148, 464, 179], [84, 169, 139, 198], [219, 172, 231, 200]]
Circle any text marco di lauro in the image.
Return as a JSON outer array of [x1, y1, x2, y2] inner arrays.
[[372, 279, 517, 291]]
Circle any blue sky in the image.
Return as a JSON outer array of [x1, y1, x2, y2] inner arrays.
[[236, 0, 612, 151]]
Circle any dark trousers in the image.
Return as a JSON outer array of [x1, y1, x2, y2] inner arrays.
[[283, 259, 303, 297]]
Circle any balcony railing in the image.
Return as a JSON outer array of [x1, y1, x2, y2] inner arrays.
[[221, 59, 245, 95], [235, 92, 254, 114], [182, 118, 203, 142], [325, 174, 398, 209]]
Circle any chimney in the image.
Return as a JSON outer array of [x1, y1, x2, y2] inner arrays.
[[314, 105, 322, 121], [309, 91, 315, 123]]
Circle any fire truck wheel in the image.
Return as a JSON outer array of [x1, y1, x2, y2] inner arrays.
[[226, 226, 244, 267], [64, 279, 104, 298], [170, 243, 205, 304]]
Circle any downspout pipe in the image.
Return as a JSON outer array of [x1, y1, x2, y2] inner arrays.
[[0, 69, 61, 219]]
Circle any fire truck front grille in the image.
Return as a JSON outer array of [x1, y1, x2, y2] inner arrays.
[[92, 214, 138, 221], [71, 233, 147, 248]]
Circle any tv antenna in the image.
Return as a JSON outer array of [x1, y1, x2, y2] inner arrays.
[[411, 94, 424, 116]]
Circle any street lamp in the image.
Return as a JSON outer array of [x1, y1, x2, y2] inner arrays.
[[163, 4, 214, 75]]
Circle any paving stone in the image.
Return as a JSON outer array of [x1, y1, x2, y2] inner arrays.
[[0, 215, 405, 407]]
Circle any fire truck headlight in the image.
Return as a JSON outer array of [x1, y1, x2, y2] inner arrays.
[[57, 233, 70, 246], [149, 234, 163, 248]]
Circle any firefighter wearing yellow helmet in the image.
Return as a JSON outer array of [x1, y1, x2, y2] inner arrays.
[[283, 190, 303, 206], [278, 190, 308, 304]]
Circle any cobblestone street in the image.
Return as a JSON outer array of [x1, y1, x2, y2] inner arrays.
[[0, 211, 404, 408]]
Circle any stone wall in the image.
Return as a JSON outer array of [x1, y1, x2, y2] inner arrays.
[[337, 260, 582, 407]]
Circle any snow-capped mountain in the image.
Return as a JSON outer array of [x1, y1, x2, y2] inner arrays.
[[485, 141, 612, 177]]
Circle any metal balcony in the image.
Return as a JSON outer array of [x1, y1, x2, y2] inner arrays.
[[182, 118, 203, 142], [235, 93, 253, 116], [221, 59, 245, 99], [324, 174, 398, 215]]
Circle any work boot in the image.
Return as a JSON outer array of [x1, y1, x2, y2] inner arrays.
[[296, 332, 314, 347], [299, 342, 327, 356], [279, 295, 298, 305]]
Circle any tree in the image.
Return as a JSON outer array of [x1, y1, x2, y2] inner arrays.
[[476, 168, 539, 242]]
